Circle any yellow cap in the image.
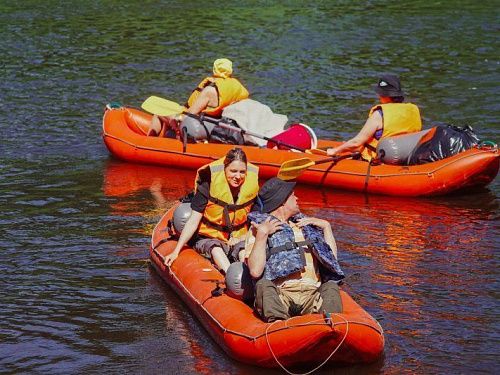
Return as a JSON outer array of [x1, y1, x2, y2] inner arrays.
[[213, 58, 233, 78]]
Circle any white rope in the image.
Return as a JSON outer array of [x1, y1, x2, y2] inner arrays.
[[265, 314, 350, 375]]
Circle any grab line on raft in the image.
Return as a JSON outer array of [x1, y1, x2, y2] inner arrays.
[[306, 148, 496, 179], [265, 314, 350, 375]]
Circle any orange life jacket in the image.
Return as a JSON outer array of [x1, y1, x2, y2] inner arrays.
[[363, 103, 422, 160], [185, 76, 249, 117], [195, 157, 258, 241]]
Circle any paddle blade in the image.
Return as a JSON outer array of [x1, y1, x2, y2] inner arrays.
[[277, 158, 315, 180], [306, 148, 328, 155], [141, 96, 184, 116]]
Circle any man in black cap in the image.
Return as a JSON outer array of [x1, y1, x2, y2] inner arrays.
[[245, 177, 344, 322], [327, 74, 422, 161]]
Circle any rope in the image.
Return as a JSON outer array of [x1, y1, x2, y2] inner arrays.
[[264, 314, 349, 375]]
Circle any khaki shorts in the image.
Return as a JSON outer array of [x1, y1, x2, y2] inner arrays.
[[278, 281, 323, 315], [254, 279, 342, 322]]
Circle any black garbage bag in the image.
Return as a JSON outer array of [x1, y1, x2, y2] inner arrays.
[[407, 125, 480, 165], [210, 122, 245, 145], [210, 117, 245, 145], [181, 115, 246, 145]]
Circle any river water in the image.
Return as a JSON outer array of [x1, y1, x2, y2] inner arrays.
[[1, 1, 499, 374]]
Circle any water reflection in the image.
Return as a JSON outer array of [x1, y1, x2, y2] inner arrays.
[[1, 0, 498, 372], [103, 161, 241, 373], [102, 160, 194, 222], [296, 186, 498, 373], [102, 160, 499, 373]]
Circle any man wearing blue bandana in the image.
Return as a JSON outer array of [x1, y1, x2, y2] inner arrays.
[[246, 177, 344, 322]]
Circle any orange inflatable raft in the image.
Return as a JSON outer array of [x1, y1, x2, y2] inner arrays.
[[103, 105, 499, 196], [150, 204, 385, 370]]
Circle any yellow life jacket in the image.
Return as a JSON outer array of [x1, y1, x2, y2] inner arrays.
[[363, 103, 422, 160], [195, 157, 259, 241], [185, 76, 249, 117]]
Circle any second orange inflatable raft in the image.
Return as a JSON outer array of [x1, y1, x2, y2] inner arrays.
[[150, 204, 385, 370], [102, 105, 499, 196]]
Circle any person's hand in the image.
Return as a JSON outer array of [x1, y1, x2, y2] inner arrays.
[[296, 217, 330, 230], [251, 217, 283, 237], [163, 250, 180, 267], [228, 235, 243, 248], [326, 147, 339, 156]]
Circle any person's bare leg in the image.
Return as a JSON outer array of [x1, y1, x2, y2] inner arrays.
[[148, 115, 162, 136], [211, 246, 230, 273]]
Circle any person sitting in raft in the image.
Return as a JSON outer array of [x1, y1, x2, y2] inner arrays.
[[148, 58, 250, 137], [327, 74, 422, 161], [163, 148, 259, 273], [245, 177, 344, 322]]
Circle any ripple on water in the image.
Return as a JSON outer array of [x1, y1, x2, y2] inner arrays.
[[0, 1, 499, 374]]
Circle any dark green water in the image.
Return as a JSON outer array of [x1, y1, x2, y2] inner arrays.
[[1, 1, 498, 373]]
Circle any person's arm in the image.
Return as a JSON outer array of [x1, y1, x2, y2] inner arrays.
[[163, 176, 210, 267], [296, 217, 338, 259], [327, 110, 383, 156], [247, 218, 283, 278], [187, 86, 218, 115], [163, 210, 203, 266]]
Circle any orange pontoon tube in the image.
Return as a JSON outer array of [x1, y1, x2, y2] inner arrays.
[[102, 105, 499, 196]]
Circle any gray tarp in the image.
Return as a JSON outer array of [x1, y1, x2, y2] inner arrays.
[[222, 99, 288, 146]]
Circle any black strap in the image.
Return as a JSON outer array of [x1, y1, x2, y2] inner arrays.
[[182, 128, 187, 153], [364, 143, 377, 152], [185, 112, 216, 122], [201, 216, 247, 233], [152, 237, 171, 251], [210, 196, 253, 232], [363, 160, 373, 193], [202, 195, 254, 233], [207, 195, 254, 211], [266, 240, 311, 259], [184, 81, 217, 109], [197, 113, 212, 141]]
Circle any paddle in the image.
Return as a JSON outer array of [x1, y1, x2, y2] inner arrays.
[[277, 152, 361, 180], [189, 114, 313, 152], [142, 96, 184, 116], [141, 96, 315, 153]]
